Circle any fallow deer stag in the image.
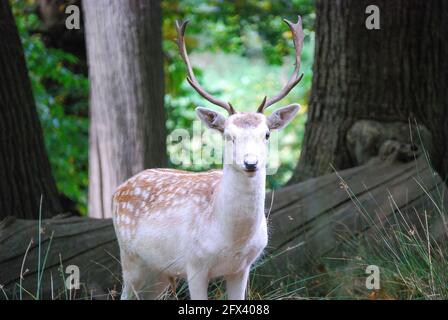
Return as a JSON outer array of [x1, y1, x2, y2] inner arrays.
[[113, 16, 305, 300]]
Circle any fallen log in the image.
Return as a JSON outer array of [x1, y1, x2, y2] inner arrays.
[[0, 157, 446, 299], [0, 215, 119, 299], [257, 156, 448, 284]]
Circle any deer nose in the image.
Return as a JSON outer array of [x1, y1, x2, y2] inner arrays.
[[243, 154, 258, 171]]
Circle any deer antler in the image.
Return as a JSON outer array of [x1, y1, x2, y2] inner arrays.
[[176, 20, 235, 115], [257, 16, 304, 113]]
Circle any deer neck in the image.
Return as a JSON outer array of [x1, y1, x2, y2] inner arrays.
[[214, 166, 266, 243]]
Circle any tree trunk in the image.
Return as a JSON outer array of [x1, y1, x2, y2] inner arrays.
[[83, 0, 167, 218], [0, 0, 62, 220], [2, 155, 445, 299], [291, 0, 448, 183]]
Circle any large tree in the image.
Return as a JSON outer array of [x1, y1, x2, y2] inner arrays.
[[83, 0, 167, 218], [0, 0, 61, 220], [291, 0, 448, 183]]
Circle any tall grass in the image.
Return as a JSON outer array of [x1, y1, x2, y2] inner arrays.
[[6, 199, 72, 300], [326, 129, 448, 299]]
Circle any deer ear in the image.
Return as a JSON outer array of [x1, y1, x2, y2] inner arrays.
[[267, 104, 300, 130], [196, 107, 226, 133]]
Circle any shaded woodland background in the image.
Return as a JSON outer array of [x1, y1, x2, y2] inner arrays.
[[1, 0, 448, 299]]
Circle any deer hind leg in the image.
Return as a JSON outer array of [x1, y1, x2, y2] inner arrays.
[[187, 266, 209, 300], [120, 251, 149, 300], [225, 267, 250, 300]]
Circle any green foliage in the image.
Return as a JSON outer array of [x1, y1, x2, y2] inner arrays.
[[163, 0, 314, 189], [12, 0, 89, 214], [163, 0, 315, 62]]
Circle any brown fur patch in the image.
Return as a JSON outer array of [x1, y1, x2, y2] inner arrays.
[[113, 169, 222, 240], [231, 113, 263, 128]]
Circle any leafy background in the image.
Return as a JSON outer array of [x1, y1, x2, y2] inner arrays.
[[12, 0, 314, 215]]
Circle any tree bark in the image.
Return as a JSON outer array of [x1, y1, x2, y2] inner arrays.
[[0, 0, 62, 220], [83, 0, 167, 218], [291, 0, 448, 183]]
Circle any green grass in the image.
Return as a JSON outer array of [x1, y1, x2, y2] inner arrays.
[[341, 190, 448, 299], [5, 199, 79, 300], [318, 131, 448, 300]]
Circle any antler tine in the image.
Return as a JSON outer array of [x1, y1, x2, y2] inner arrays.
[[256, 96, 267, 113], [258, 15, 305, 113], [175, 20, 235, 115]]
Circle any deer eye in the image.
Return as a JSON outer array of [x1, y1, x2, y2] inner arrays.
[[265, 132, 271, 140]]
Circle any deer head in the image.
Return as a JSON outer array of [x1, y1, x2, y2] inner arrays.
[[176, 16, 304, 176]]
